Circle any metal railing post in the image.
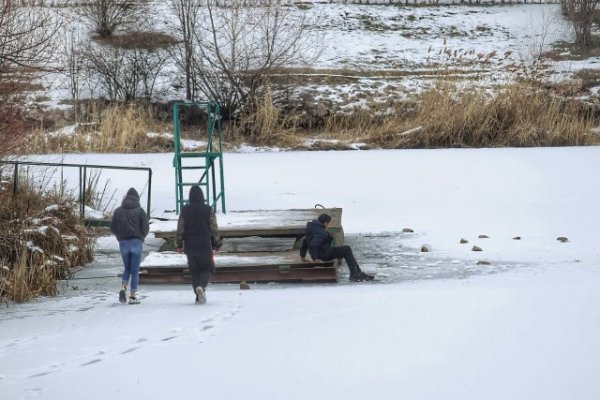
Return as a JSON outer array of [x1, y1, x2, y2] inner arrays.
[[82, 166, 87, 219], [12, 162, 18, 195], [78, 166, 84, 218], [147, 169, 152, 219]]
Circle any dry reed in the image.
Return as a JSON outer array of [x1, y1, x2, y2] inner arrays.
[[0, 178, 94, 303], [23, 83, 600, 153], [231, 88, 303, 147], [27, 103, 173, 154], [330, 83, 598, 148]]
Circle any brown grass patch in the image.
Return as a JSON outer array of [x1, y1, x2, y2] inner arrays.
[[264, 67, 480, 86], [28, 103, 173, 154], [0, 179, 93, 303], [94, 31, 179, 50], [363, 83, 597, 148], [229, 89, 304, 147]]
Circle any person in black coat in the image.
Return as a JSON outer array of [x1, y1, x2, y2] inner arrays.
[[176, 185, 222, 304], [300, 213, 374, 282], [110, 187, 149, 304]]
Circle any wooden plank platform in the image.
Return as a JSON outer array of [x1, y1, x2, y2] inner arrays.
[[143, 208, 344, 284], [151, 208, 343, 243], [139, 250, 337, 284]]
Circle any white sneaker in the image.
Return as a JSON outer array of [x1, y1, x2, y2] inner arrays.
[[195, 287, 206, 304]]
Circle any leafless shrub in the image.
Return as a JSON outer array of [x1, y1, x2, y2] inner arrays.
[[170, 0, 320, 124], [0, 0, 62, 156], [560, 0, 599, 46], [82, 40, 169, 102], [169, 0, 202, 101], [76, 0, 150, 38]]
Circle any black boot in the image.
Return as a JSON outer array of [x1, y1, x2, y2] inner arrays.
[[360, 271, 375, 281]]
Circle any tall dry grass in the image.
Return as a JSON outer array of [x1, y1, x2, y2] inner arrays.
[[0, 176, 93, 303], [230, 89, 303, 147], [98, 105, 158, 151], [27, 103, 173, 154], [326, 83, 598, 148], [25, 83, 600, 153]]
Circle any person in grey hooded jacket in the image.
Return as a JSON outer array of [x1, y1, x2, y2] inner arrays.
[[176, 185, 222, 304], [111, 187, 149, 304]]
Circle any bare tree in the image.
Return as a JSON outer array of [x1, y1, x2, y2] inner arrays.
[[169, 0, 203, 101], [61, 27, 85, 101], [201, 0, 319, 116], [0, 1, 60, 69], [0, 0, 62, 156], [561, 0, 600, 46], [171, 0, 319, 118], [76, 0, 150, 38], [83, 43, 168, 102]]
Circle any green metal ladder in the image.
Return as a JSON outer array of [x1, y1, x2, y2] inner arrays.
[[173, 101, 226, 214]]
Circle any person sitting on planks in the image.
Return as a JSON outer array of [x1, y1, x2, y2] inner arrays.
[[300, 213, 374, 282]]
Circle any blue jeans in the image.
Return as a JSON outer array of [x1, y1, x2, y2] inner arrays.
[[119, 239, 143, 291]]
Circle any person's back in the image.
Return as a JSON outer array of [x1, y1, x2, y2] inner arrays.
[[111, 187, 149, 304], [177, 185, 222, 304], [303, 219, 333, 260], [179, 187, 213, 262], [111, 188, 149, 242]]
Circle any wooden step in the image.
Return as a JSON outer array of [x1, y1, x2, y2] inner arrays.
[[151, 208, 344, 243], [140, 250, 337, 284]]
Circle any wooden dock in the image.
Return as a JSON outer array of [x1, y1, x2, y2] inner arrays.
[[151, 208, 343, 243], [141, 208, 343, 284], [140, 251, 336, 284]]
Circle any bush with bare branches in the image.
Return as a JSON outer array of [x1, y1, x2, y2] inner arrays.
[[560, 0, 599, 46], [82, 40, 169, 102], [169, 0, 320, 125], [0, 0, 62, 156], [76, 0, 150, 38]]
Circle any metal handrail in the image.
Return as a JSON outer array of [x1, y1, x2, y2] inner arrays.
[[0, 160, 153, 220], [172, 101, 226, 214]]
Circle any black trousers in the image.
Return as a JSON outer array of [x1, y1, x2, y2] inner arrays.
[[325, 245, 361, 276], [186, 254, 212, 293]]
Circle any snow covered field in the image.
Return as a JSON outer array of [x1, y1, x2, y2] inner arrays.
[[40, 3, 585, 109], [1, 146, 599, 399]]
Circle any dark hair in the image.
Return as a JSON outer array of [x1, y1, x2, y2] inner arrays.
[[318, 213, 332, 224]]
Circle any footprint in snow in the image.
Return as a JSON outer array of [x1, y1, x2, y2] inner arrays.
[[28, 371, 55, 379], [121, 347, 139, 355], [80, 359, 102, 367]]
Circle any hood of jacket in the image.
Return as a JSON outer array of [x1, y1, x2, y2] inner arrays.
[[189, 185, 205, 204], [121, 188, 141, 209], [305, 219, 325, 235]]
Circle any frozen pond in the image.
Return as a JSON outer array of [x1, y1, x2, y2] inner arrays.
[[60, 231, 523, 298]]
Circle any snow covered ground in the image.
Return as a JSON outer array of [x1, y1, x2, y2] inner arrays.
[[40, 3, 584, 109], [1, 146, 599, 399]]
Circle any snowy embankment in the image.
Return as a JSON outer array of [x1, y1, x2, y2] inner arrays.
[[1, 146, 599, 400]]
